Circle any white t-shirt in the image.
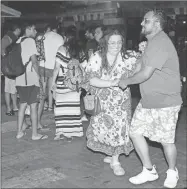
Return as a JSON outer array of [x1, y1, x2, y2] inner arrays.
[[40, 31, 64, 70], [16, 37, 39, 87]]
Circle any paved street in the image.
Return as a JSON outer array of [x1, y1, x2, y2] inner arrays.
[[1, 98, 187, 188]]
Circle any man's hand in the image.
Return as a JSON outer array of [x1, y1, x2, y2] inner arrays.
[[118, 79, 127, 90]]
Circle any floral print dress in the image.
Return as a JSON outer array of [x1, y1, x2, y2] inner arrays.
[[85, 51, 140, 156]]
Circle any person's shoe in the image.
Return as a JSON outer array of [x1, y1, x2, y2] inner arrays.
[[54, 134, 65, 140], [164, 168, 179, 188], [110, 162, 125, 176], [103, 156, 112, 163], [129, 165, 159, 185], [6, 110, 14, 116], [16, 131, 26, 139]]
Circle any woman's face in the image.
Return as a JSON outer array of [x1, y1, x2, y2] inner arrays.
[[107, 34, 123, 55], [94, 27, 103, 42]]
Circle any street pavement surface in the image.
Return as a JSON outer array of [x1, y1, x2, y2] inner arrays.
[[1, 98, 187, 188]]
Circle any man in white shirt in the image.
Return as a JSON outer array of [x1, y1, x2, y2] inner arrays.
[[38, 24, 64, 114], [16, 22, 48, 140]]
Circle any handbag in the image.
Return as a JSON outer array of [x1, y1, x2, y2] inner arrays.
[[83, 90, 102, 116]]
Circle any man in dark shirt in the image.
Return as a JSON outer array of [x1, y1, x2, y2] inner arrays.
[[119, 10, 182, 188]]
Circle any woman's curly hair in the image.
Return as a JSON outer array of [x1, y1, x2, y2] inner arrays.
[[98, 28, 126, 71]]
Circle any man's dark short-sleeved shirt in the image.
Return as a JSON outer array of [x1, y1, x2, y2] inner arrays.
[[139, 31, 182, 108]]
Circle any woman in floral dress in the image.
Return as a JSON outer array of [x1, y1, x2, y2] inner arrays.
[[84, 29, 140, 176]]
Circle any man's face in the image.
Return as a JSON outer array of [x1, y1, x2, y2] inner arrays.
[[85, 30, 93, 39], [52, 28, 57, 33], [15, 28, 21, 37], [141, 11, 158, 36], [28, 25, 37, 38], [45, 27, 51, 33]]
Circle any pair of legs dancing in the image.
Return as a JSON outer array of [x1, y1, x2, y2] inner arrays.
[[128, 103, 181, 188]]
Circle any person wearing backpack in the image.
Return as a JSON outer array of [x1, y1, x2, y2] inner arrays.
[[15, 22, 48, 140], [1, 23, 21, 116]]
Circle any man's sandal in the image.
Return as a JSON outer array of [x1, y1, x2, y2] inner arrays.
[[32, 135, 48, 140], [6, 110, 14, 116], [16, 132, 26, 139]]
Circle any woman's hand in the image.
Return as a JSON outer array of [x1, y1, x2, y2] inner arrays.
[[118, 79, 127, 90], [110, 79, 120, 87], [51, 83, 57, 92]]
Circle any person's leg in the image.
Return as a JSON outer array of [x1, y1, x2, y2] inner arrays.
[[162, 143, 177, 170], [129, 133, 159, 184], [47, 76, 53, 110], [129, 103, 158, 184], [5, 92, 12, 113], [30, 102, 39, 137], [4, 77, 12, 114], [28, 85, 48, 140], [161, 106, 181, 188], [162, 143, 179, 188], [16, 102, 27, 138], [11, 93, 18, 110], [11, 79, 18, 111], [80, 89, 88, 121], [38, 77, 48, 129], [30, 102, 48, 140], [130, 133, 153, 168], [110, 154, 125, 176]]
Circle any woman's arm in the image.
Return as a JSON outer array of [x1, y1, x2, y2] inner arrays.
[[51, 61, 60, 87], [90, 77, 119, 88]]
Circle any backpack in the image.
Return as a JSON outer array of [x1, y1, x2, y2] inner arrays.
[[63, 58, 84, 92], [1, 37, 30, 80]]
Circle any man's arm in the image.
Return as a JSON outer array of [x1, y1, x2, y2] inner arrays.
[[31, 54, 39, 76], [133, 60, 142, 75], [119, 64, 156, 89]]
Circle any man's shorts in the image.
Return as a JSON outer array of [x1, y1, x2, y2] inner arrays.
[[39, 66, 53, 78], [4, 76, 17, 94], [130, 102, 181, 143], [16, 85, 40, 105]]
